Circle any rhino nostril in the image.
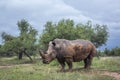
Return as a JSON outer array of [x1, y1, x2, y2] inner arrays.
[[46, 60, 48, 63], [43, 60, 49, 64]]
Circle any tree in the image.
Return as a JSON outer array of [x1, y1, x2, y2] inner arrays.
[[39, 21, 56, 49], [74, 21, 94, 40], [56, 19, 75, 39], [0, 32, 18, 56], [102, 47, 120, 56], [110, 47, 120, 56], [17, 19, 38, 60], [39, 19, 108, 49], [0, 19, 38, 61], [91, 24, 108, 48], [39, 19, 77, 49], [1, 32, 16, 42]]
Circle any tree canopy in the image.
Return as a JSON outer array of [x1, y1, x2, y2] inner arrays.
[[39, 19, 108, 49], [0, 19, 109, 58], [0, 19, 38, 60]]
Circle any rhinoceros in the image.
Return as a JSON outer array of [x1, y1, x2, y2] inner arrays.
[[39, 39, 96, 71]]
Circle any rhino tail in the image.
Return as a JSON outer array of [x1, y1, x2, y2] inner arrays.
[[91, 45, 100, 59]]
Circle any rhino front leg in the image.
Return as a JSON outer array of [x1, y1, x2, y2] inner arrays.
[[57, 59, 65, 72], [60, 62, 65, 72], [66, 59, 73, 72]]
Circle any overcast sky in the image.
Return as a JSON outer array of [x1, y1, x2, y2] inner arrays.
[[0, 0, 120, 49]]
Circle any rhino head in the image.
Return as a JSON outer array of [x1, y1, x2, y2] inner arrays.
[[39, 41, 57, 64]]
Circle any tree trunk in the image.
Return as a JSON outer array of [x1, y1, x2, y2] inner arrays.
[[23, 49, 33, 61], [18, 51, 23, 60], [18, 48, 33, 61]]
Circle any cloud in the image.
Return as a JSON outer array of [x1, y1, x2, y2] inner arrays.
[[0, 0, 91, 35], [0, 0, 120, 49], [63, 0, 120, 23], [1, 0, 80, 17], [63, 0, 120, 49]]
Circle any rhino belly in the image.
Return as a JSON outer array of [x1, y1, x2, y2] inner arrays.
[[73, 53, 89, 62]]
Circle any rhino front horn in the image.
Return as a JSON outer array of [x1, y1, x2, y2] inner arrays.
[[39, 50, 44, 57]]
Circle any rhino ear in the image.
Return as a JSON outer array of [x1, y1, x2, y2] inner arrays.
[[52, 41, 56, 46]]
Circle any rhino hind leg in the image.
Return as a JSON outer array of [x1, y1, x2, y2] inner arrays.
[[84, 55, 93, 69]]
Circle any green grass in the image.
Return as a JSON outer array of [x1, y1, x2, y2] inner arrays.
[[0, 56, 120, 80], [93, 57, 120, 72]]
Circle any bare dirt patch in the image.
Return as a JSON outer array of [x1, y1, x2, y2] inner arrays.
[[102, 71, 120, 80], [0, 64, 32, 69], [0, 65, 13, 68]]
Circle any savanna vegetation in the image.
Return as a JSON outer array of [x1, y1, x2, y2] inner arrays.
[[0, 57, 120, 80], [0, 19, 120, 80], [0, 19, 111, 59], [98, 47, 120, 56]]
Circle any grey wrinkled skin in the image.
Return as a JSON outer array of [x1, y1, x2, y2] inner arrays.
[[39, 38, 96, 71]]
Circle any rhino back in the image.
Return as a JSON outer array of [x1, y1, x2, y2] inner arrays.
[[70, 39, 92, 45], [54, 39, 94, 57]]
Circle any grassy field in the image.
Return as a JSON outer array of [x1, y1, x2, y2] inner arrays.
[[0, 56, 120, 80]]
